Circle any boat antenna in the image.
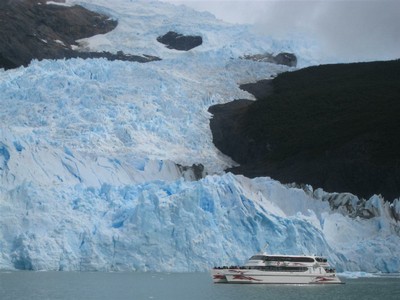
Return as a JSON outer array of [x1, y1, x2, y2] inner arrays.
[[262, 243, 269, 254]]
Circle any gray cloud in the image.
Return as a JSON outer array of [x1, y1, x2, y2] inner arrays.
[[166, 0, 400, 63]]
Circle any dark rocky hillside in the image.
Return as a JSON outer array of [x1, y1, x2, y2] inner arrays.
[[209, 59, 400, 201], [0, 0, 158, 69]]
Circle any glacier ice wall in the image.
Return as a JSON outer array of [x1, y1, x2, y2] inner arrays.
[[0, 0, 399, 273], [1, 171, 399, 272]]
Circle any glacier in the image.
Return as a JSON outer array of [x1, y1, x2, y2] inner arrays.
[[0, 0, 399, 273]]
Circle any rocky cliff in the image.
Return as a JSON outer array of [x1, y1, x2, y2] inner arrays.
[[0, 0, 158, 69], [210, 60, 400, 201]]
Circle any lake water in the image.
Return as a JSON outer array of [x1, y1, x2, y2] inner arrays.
[[1, 271, 399, 300]]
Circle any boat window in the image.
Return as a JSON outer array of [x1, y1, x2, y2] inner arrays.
[[248, 266, 308, 272], [264, 256, 315, 263]]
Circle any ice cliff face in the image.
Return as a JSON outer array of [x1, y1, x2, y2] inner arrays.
[[0, 0, 399, 272]]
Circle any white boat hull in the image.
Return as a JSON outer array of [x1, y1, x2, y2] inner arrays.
[[211, 269, 342, 284]]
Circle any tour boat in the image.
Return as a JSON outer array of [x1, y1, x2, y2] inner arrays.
[[211, 253, 342, 284]]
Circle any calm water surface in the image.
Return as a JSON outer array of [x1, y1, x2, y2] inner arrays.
[[1, 271, 399, 300]]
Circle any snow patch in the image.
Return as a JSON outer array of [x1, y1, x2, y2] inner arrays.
[[46, 1, 73, 7]]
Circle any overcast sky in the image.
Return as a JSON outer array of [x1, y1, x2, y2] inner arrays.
[[165, 0, 400, 63]]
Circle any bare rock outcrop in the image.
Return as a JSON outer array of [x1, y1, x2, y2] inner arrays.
[[0, 0, 159, 69], [242, 52, 297, 67], [157, 31, 202, 51]]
